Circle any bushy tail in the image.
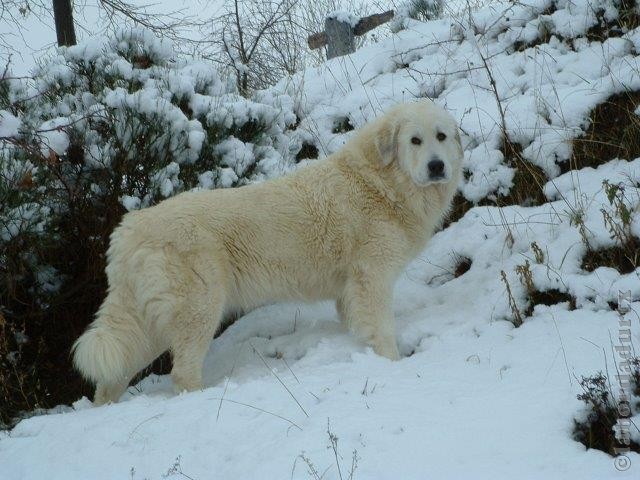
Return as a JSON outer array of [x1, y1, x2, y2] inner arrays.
[[72, 299, 151, 392]]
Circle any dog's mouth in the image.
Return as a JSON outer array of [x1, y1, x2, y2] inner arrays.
[[413, 178, 449, 188], [415, 173, 449, 186]]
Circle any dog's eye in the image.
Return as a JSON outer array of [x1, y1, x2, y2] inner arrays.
[[436, 132, 447, 142], [411, 136, 422, 145]]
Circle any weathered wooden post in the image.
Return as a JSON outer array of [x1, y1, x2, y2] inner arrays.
[[308, 10, 395, 60], [325, 14, 356, 59]]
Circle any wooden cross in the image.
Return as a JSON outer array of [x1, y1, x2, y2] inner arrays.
[[307, 10, 395, 59]]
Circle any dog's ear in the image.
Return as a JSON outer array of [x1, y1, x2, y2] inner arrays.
[[454, 129, 463, 158], [375, 120, 401, 166]]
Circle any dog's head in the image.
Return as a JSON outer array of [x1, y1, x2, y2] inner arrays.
[[375, 100, 463, 187]]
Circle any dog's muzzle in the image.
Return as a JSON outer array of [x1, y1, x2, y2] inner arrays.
[[427, 158, 445, 181]]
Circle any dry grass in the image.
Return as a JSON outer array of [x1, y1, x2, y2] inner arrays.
[[568, 91, 640, 173], [500, 270, 524, 328], [444, 139, 547, 227], [500, 140, 547, 207], [453, 255, 472, 278], [332, 116, 355, 134], [581, 244, 639, 274], [296, 142, 320, 160], [515, 260, 576, 317], [443, 193, 475, 228], [585, 0, 640, 41]]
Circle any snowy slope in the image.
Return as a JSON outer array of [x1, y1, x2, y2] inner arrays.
[[2, 1, 640, 479], [276, 0, 640, 199], [3, 162, 639, 480]]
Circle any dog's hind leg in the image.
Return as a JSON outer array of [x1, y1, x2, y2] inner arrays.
[[92, 338, 166, 405], [94, 380, 130, 406], [169, 298, 224, 393], [73, 289, 166, 405]]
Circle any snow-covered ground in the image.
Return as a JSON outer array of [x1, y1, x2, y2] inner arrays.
[[4, 160, 640, 480], [2, 0, 640, 478]]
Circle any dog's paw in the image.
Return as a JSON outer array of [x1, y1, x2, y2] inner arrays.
[[372, 340, 401, 361]]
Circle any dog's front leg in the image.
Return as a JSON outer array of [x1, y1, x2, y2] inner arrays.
[[339, 269, 400, 360]]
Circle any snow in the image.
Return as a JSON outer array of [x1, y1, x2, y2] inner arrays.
[[0, 111, 21, 138], [153, 162, 181, 199], [1, 176, 639, 478], [121, 195, 142, 212], [328, 11, 361, 28], [273, 0, 640, 202], [2, 0, 640, 479], [0, 202, 49, 243], [215, 137, 255, 177], [218, 167, 239, 188], [38, 117, 70, 156]]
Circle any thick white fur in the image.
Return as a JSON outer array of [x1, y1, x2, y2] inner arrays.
[[72, 100, 463, 405]]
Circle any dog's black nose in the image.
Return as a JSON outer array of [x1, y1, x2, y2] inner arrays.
[[428, 159, 445, 178]]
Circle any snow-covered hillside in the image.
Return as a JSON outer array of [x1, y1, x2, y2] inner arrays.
[[2, 1, 640, 479]]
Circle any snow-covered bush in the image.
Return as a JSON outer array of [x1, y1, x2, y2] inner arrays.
[[390, 0, 444, 32], [0, 28, 298, 425]]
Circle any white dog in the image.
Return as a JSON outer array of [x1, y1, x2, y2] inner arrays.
[[73, 100, 464, 404]]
